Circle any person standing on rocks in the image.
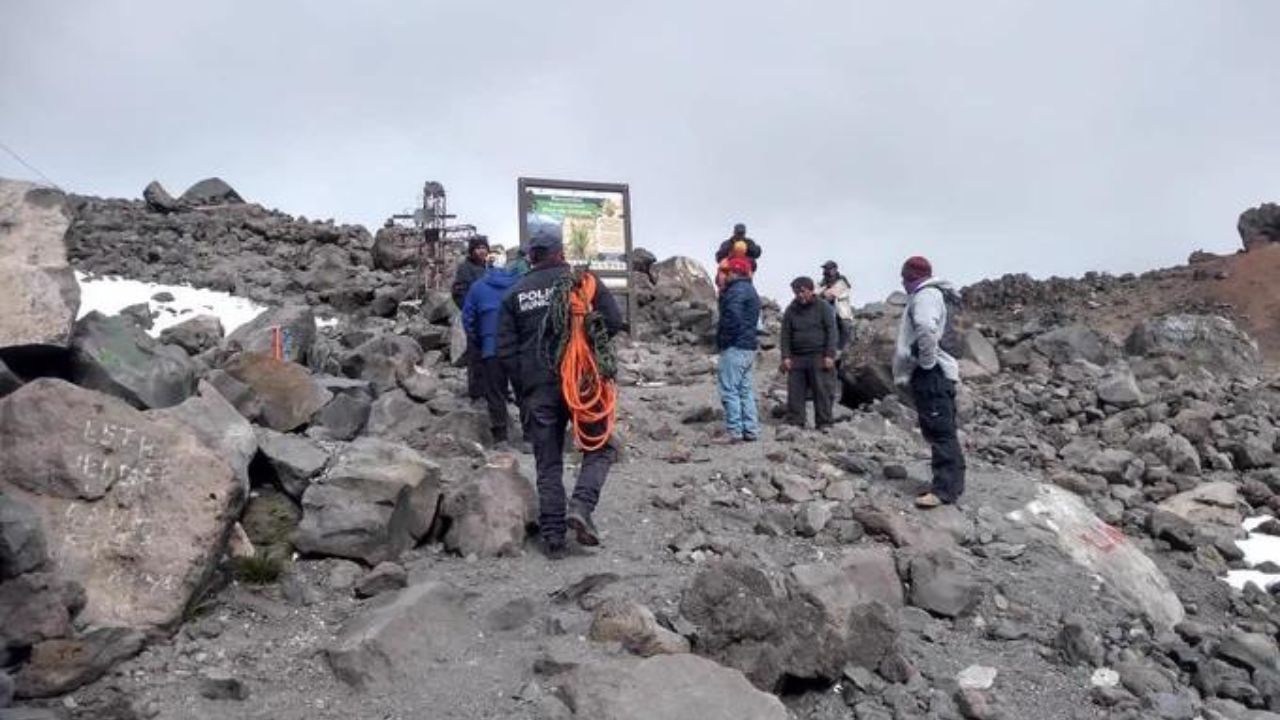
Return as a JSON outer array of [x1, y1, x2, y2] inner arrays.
[[497, 227, 623, 559], [893, 255, 966, 508], [452, 236, 492, 401], [462, 254, 525, 446], [780, 276, 837, 430], [715, 223, 762, 271], [716, 257, 762, 442], [819, 260, 854, 350]]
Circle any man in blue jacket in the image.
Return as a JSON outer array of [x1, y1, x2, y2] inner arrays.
[[462, 256, 523, 444], [716, 257, 762, 442]]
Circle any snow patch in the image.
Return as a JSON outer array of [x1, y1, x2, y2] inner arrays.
[[1225, 516, 1280, 591], [76, 272, 267, 337]]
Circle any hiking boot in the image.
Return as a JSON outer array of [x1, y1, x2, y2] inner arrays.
[[742, 433, 758, 443], [914, 492, 943, 509], [567, 506, 600, 547], [540, 537, 569, 560]]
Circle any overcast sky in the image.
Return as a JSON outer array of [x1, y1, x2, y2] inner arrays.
[[3, 1, 1279, 302]]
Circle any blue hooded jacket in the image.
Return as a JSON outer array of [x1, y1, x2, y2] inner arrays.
[[717, 276, 761, 351], [462, 268, 521, 358]]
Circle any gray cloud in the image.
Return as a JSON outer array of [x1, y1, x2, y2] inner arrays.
[[4, 0, 1280, 302]]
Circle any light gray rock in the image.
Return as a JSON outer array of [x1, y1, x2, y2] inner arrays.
[[909, 549, 981, 618], [559, 654, 787, 720], [254, 427, 329, 499], [439, 455, 535, 558], [341, 334, 423, 395], [354, 562, 408, 599], [1126, 314, 1261, 376], [294, 438, 442, 565], [148, 380, 258, 490], [326, 581, 476, 690], [1097, 365, 1144, 408], [159, 315, 224, 355], [0, 379, 241, 631], [225, 305, 316, 365], [1033, 324, 1115, 366], [310, 392, 371, 441], [0, 180, 79, 348]]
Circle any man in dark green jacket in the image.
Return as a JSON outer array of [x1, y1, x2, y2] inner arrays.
[[780, 276, 837, 429]]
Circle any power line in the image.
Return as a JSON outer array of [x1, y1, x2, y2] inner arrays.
[[0, 139, 63, 192]]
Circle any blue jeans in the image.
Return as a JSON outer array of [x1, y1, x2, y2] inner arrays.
[[718, 347, 759, 438]]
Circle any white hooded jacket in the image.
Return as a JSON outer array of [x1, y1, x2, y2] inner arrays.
[[893, 278, 961, 385]]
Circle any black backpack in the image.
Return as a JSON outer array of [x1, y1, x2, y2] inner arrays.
[[910, 285, 964, 358]]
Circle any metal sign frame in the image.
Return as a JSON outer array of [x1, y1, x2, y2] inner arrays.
[[517, 177, 635, 324]]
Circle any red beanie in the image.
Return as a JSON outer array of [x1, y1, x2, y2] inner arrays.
[[726, 256, 753, 277], [901, 256, 932, 283]]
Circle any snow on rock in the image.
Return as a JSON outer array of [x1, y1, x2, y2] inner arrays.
[[1225, 516, 1280, 591], [75, 272, 267, 337]]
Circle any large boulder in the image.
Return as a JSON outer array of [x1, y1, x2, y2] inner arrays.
[[254, 427, 329, 499], [225, 305, 317, 365], [341, 334, 423, 395], [159, 315, 224, 355], [364, 389, 434, 442], [650, 256, 716, 306], [325, 581, 476, 690], [558, 654, 788, 720], [222, 352, 331, 432], [1126, 315, 1261, 376], [293, 438, 442, 565], [371, 225, 419, 271], [0, 379, 242, 630], [310, 392, 372, 441], [1009, 484, 1184, 631], [1238, 202, 1280, 250], [1157, 482, 1242, 534], [789, 546, 905, 629], [838, 297, 905, 407], [1033, 324, 1116, 366], [69, 311, 198, 409], [908, 548, 982, 618], [142, 180, 182, 213], [681, 560, 898, 692], [438, 455, 536, 558], [147, 380, 258, 490], [0, 180, 79, 348], [178, 177, 244, 206]]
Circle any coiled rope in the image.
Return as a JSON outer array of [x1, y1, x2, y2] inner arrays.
[[541, 270, 617, 451]]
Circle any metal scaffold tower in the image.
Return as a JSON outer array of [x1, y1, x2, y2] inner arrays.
[[389, 181, 484, 295]]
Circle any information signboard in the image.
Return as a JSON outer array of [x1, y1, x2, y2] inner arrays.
[[518, 177, 634, 322]]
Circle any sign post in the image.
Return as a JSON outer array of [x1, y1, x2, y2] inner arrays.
[[517, 177, 634, 325]]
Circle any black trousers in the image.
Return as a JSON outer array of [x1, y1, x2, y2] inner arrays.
[[524, 383, 616, 543], [481, 357, 511, 443], [786, 354, 835, 428], [910, 366, 966, 503], [837, 319, 853, 351], [466, 341, 484, 400]]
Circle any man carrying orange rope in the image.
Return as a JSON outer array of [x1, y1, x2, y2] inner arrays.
[[497, 225, 623, 560]]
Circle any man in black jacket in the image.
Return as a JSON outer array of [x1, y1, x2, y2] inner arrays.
[[497, 229, 623, 559], [715, 223, 762, 271], [452, 236, 491, 400], [780, 276, 837, 429]]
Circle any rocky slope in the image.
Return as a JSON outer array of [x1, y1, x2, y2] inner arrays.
[[5, 177, 1280, 720]]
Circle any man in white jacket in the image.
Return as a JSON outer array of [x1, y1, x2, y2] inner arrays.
[[893, 255, 965, 508]]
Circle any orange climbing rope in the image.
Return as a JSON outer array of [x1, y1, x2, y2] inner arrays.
[[559, 272, 617, 452]]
